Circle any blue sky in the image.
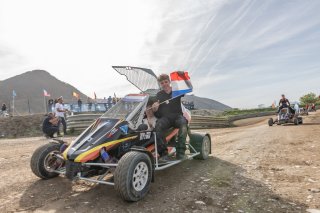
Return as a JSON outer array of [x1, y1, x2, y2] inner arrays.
[[0, 0, 319, 108]]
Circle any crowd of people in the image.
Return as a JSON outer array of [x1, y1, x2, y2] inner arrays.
[[47, 96, 121, 113], [42, 95, 121, 138]]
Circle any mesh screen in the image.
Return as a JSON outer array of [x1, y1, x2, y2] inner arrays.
[[129, 106, 144, 129], [112, 66, 160, 92]]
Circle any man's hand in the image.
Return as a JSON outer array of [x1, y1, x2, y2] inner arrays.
[[152, 101, 160, 112]]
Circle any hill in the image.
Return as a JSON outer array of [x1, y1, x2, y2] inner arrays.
[[0, 70, 87, 114], [183, 94, 231, 111], [0, 70, 231, 114]]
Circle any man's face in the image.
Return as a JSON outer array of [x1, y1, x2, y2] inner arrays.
[[160, 79, 170, 90], [282, 95, 285, 99]]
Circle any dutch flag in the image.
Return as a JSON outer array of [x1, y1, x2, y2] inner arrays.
[[170, 71, 193, 98]]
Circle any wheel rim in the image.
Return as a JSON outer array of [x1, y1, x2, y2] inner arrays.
[[202, 137, 210, 157], [132, 162, 149, 191], [44, 151, 64, 172]]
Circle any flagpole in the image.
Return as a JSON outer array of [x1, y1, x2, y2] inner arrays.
[[12, 95, 15, 117], [28, 99, 31, 114], [43, 95, 47, 113], [145, 94, 184, 111]]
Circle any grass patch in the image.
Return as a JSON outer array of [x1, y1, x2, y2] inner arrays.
[[216, 107, 275, 117]]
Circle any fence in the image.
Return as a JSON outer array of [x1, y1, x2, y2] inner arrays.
[[66, 111, 275, 132]]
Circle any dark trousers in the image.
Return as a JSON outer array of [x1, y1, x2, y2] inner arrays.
[[58, 117, 67, 134], [154, 115, 188, 157], [43, 126, 59, 138]]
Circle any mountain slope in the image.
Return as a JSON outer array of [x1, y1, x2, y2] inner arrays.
[[0, 70, 231, 114], [183, 94, 231, 111], [0, 70, 86, 114]]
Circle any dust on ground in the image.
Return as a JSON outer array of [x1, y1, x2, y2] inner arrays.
[[0, 112, 319, 212]]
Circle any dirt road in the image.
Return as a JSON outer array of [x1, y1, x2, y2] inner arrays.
[[0, 112, 319, 212]]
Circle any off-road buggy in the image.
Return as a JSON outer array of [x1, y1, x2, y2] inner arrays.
[[268, 107, 302, 126], [30, 66, 211, 201]]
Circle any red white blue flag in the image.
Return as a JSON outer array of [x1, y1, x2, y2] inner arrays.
[[170, 71, 193, 98], [43, 89, 51, 97]]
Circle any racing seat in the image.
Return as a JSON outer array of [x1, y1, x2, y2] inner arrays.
[[145, 128, 179, 153]]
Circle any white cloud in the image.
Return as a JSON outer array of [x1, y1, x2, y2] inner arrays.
[[0, 0, 320, 107]]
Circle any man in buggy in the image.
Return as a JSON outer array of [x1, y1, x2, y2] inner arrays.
[[277, 94, 295, 114], [152, 74, 188, 160]]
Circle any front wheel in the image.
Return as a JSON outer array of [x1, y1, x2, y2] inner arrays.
[[30, 143, 65, 179], [114, 151, 152, 202], [268, 118, 273, 126], [294, 118, 299, 125]]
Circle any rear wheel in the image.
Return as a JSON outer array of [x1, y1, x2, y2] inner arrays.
[[190, 134, 211, 160], [268, 118, 273, 126], [294, 118, 299, 125], [30, 143, 64, 179], [114, 151, 152, 202]]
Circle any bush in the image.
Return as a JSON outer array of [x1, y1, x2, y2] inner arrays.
[[299, 93, 319, 106]]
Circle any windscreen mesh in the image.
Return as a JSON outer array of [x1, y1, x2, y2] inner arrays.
[[129, 106, 144, 129], [112, 66, 160, 92]]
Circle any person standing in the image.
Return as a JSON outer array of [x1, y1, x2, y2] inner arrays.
[[1, 103, 7, 113], [48, 99, 54, 112], [107, 96, 112, 109], [87, 97, 92, 111], [77, 98, 82, 112], [55, 96, 68, 136]]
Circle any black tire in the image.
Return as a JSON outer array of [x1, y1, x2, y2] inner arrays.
[[30, 143, 64, 179], [193, 135, 211, 160], [114, 151, 152, 202], [293, 118, 299, 125], [268, 118, 273, 126]]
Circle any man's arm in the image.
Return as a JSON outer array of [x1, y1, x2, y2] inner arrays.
[[49, 117, 59, 126], [286, 99, 290, 106]]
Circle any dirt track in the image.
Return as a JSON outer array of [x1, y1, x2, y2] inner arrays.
[[0, 112, 319, 212]]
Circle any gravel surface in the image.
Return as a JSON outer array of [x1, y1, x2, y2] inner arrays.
[[0, 112, 319, 212]]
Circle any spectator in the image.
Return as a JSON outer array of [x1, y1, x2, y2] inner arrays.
[[55, 96, 68, 136], [78, 98, 82, 112], [48, 99, 54, 112], [42, 112, 59, 138], [103, 97, 108, 111], [108, 96, 112, 108], [1, 103, 7, 113], [87, 97, 92, 111], [112, 97, 116, 105]]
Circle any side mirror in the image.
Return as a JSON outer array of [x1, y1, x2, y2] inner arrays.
[[137, 124, 148, 131]]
